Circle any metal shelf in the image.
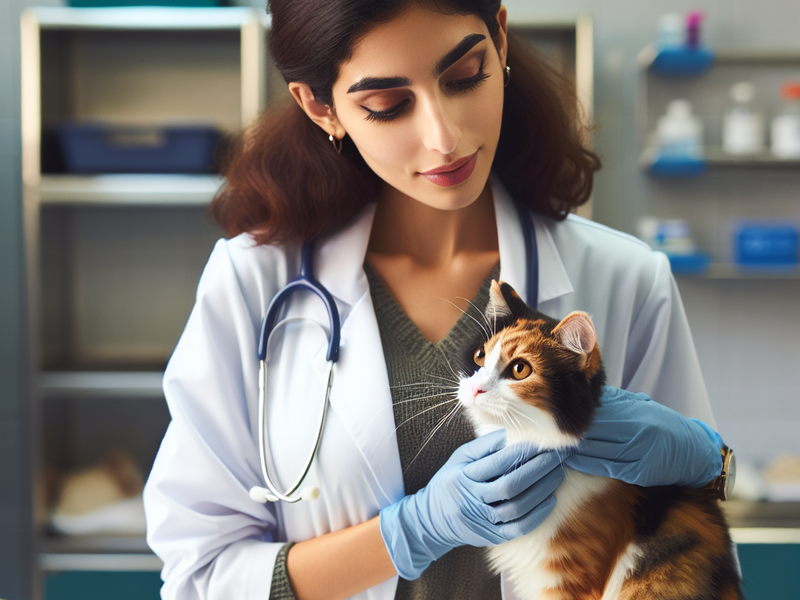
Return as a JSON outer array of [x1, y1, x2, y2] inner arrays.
[[30, 6, 267, 31], [37, 174, 223, 206], [40, 371, 165, 399], [37, 535, 161, 572], [676, 263, 800, 280], [640, 147, 800, 174], [724, 501, 800, 528]]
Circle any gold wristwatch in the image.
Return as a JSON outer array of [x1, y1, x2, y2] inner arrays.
[[707, 445, 736, 501]]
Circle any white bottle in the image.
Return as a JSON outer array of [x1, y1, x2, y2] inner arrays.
[[723, 82, 765, 155], [657, 13, 684, 50], [656, 100, 703, 160], [771, 83, 800, 159]]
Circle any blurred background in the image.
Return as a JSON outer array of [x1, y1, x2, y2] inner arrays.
[[1, 0, 799, 598]]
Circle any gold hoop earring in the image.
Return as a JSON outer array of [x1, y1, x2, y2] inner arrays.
[[503, 65, 511, 88], [329, 134, 343, 155]]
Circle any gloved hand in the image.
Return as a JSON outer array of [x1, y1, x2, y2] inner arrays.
[[564, 386, 723, 488], [379, 429, 564, 580]]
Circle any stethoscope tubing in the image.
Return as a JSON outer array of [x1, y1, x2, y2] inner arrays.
[[253, 201, 537, 503]]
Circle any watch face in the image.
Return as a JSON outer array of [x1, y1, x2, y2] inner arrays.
[[725, 451, 736, 500]]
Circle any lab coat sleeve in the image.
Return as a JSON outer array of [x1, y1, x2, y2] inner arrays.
[[144, 237, 286, 599], [620, 251, 716, 427]]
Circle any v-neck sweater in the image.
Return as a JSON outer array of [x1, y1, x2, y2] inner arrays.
[[268, 262, 502, 600]]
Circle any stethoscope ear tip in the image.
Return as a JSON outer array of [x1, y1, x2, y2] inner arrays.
[[249, 485, 319, 503], [300, 486, 320, 501], [249, 486, 279, 503]]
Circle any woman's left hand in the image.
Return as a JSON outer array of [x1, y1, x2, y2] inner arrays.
[[564, 386, 723, 488]]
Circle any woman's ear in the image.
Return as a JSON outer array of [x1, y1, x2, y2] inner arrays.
[[493, 6, 509, 69], [288, 82, 347, 141]]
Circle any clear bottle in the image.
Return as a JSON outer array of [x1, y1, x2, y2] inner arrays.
[[657, 14, 684, 51], [656, 99, 703, 160], [723, 82, 765, 155], [771, 83, 800, 159]]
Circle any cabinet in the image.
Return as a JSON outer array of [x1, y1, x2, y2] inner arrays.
[[20, 7, 267, 595], [635, 45, 800, 278]]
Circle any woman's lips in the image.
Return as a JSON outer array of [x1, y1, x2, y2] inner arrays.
[[418, 151, 479, 187]]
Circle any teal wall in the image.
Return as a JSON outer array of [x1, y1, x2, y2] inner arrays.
[[43, 572, 162, 600], [740, 544, 800, 600]]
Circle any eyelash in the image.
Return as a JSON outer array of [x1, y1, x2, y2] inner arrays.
[[362, 58, 490, 123]]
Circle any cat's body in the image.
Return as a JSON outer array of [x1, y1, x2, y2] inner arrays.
[[456, 281, 742, 600]]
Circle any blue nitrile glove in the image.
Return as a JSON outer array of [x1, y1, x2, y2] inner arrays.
[[564, 386, 723, 488], [379, 429, 564, 580]]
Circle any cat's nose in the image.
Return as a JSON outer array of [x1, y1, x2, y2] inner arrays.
[[471, 384, 486, 398]]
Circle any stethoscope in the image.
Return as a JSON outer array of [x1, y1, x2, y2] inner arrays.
[[249, 201, 538, 504]]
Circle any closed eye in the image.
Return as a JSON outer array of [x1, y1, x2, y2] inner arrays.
[[446, 53, 489, 93], [362, 98, 411, 122]]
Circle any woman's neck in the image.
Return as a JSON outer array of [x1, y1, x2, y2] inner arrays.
[[365, 182, 500, 343], [367, 182, 499, 264]]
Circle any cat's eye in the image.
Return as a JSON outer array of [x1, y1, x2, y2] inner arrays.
[[473, 348, 486, 366], [510, 361, 532, 380]]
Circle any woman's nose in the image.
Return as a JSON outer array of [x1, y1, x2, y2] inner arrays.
[[420, 98, 461, 155]]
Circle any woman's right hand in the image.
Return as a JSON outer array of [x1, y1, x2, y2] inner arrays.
[[378, 429, 564, 580]]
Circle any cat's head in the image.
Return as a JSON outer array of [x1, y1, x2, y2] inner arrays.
[[457, 280, 605, 449]]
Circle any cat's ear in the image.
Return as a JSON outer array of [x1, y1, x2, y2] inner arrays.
[[553, 311, 598, 365], [486, 280, 529, 322]]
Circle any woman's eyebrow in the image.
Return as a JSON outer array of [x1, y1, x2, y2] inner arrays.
[[347, 76, 411, 93], [433, 33, 486, 77], [346, 33, 487, 94]]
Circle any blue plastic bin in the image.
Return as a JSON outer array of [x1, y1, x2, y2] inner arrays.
[[57, 123, 221, 174], [734, 224, 799, 266]]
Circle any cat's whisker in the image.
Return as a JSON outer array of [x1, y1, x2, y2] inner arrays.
[[436, 296, 490, 340], [507, 406, 546, 432], [453, 296, 493, 339], [392, 398, 459, 434], [391, 392, 460, 407], [420, 372, 461, 387], [389, 380, 457, 390], [432, 348, 467, 390], [460, 296, 494, 334], [403, 403, 463, 473]]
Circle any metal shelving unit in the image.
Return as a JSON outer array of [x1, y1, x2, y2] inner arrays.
[[636, 46, 800, 172], [20, 8, 266, 595]]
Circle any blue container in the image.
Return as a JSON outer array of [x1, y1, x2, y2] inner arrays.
[[734, 224, 799, 266], [650, 47, 715, 76], [57, 123, 220, 174], [666, 252, 711, 274], [649, 155, 707, 178]]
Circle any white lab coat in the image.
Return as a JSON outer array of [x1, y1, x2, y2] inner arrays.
[[144, 180, 715, 600]]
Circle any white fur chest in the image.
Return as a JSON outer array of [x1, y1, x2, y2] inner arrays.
[[487, 470, 629, 600]]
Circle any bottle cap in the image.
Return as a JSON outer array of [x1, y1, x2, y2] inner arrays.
[[731, 82, 755, 103], [781, 83, 800, 99]]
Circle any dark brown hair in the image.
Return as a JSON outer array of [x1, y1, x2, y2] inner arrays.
[[211, 0, 601, 245]]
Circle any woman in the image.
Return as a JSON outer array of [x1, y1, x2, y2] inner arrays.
[[144, 1, 726, 599]]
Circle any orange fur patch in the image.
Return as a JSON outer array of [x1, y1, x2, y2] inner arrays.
[[539, 480, 641, 600]]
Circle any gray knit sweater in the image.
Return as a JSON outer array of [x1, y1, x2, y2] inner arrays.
[[269, 262, 502, 600]]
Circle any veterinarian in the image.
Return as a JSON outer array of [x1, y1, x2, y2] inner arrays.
[[144, 1, 733, 598]]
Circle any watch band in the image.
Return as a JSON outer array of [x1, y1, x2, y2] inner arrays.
[[707, 445, 736, 501]]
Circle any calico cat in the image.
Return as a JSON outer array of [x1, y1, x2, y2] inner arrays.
[[455, 280, 742, 600]]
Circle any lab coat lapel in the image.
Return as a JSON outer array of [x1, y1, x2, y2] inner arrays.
[[492, 179, 573, 306], [310, 204, 405, 506]]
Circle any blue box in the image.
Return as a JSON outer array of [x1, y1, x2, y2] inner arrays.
[[57, 123, 221, 174], [734, 224, 799, 266], [666, 252, 711, 274]]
